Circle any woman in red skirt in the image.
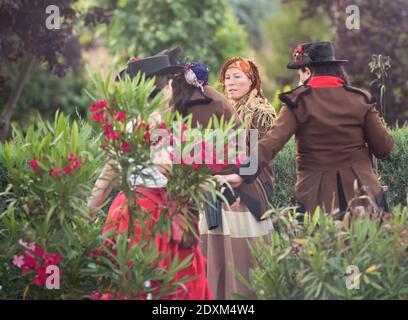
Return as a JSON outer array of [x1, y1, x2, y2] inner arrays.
[[88, 51, 213, 300]]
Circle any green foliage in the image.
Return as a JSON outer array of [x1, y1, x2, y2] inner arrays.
[[257, 0, 331, 93], [272, 126, 408, 209], [86, 0, 248, 75], [271, 137, 296, 208], [0, 112, 106, 299], [271, 84, 291, 114], [249, 206, 408, 299], [0, 63, 90, 129], [378, 125, 408, 207], [229, 0, 277, 48]]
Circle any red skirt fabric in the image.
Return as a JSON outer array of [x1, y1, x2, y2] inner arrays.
[[103, 187, 213, 300]]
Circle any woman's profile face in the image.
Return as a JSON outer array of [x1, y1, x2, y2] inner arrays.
[[297, 67, 311, 85], [224, 68, 252, 101], [152, 76, 172, 108]]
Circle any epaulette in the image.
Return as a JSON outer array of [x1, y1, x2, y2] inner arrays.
[[343, 85, 376, 104], [279, 85, 311, 110]]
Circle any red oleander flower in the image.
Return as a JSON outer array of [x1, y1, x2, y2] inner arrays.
[[159, 121, 167, 129], [34, 246, 44, 257], [107, 131, 121, 140], [103, 123, 113, 134], [116, 112, 126, 122], [33, 266, 47, 286], [72, 159, 81, 170], [28, 160, 39, 170], [44, 252, 61, 265], [120, 142, 130, 153], [64, 166, 72, 175], [23, 251, 37, 268], [100, 293, 113, 300], [89, 100, 109, 113], [91, 112, 106, 123], [22, 265, 31, 273], [91, 291, 102, 300], [143, 131, 150, 142]]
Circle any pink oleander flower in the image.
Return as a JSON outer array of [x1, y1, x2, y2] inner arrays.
[[54, 167, 62, 177], [12, 255, 25, 268], [89, 100, 109, 113], [116, 112, 126, 122], [28, 160, 39, 170], [19, 239, 36, 252], [181, 123, 188, 131], [67, 152, 76, 161], [159, 121, 167, 129]]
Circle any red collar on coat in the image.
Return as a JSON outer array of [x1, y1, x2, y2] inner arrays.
[[307, 76, 345, 88]]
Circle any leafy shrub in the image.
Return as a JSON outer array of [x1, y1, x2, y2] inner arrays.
[[248, 206, 408, 299]]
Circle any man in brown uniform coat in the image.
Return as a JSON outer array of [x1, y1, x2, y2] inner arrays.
[[222, 41, 394, 217]]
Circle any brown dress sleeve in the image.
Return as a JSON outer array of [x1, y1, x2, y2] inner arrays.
[[239, 105, 297, 182], [364, 107, 394, 159]]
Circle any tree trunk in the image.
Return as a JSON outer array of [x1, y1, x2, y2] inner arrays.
[[0, 55, 35, 142]]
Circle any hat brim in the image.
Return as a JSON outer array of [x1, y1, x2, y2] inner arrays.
[[287, 59, 349, 70], [115, 65, 184, 82]]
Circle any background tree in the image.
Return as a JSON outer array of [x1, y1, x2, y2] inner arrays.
[[0, 0, 111, 141], [285, 0, 408, 125], [255, 0, 331, 97], [83, 0, 249, 78], [228, 0, 277, 49]]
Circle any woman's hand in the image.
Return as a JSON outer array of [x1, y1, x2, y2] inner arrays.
[[214, 173, 244, 188]]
